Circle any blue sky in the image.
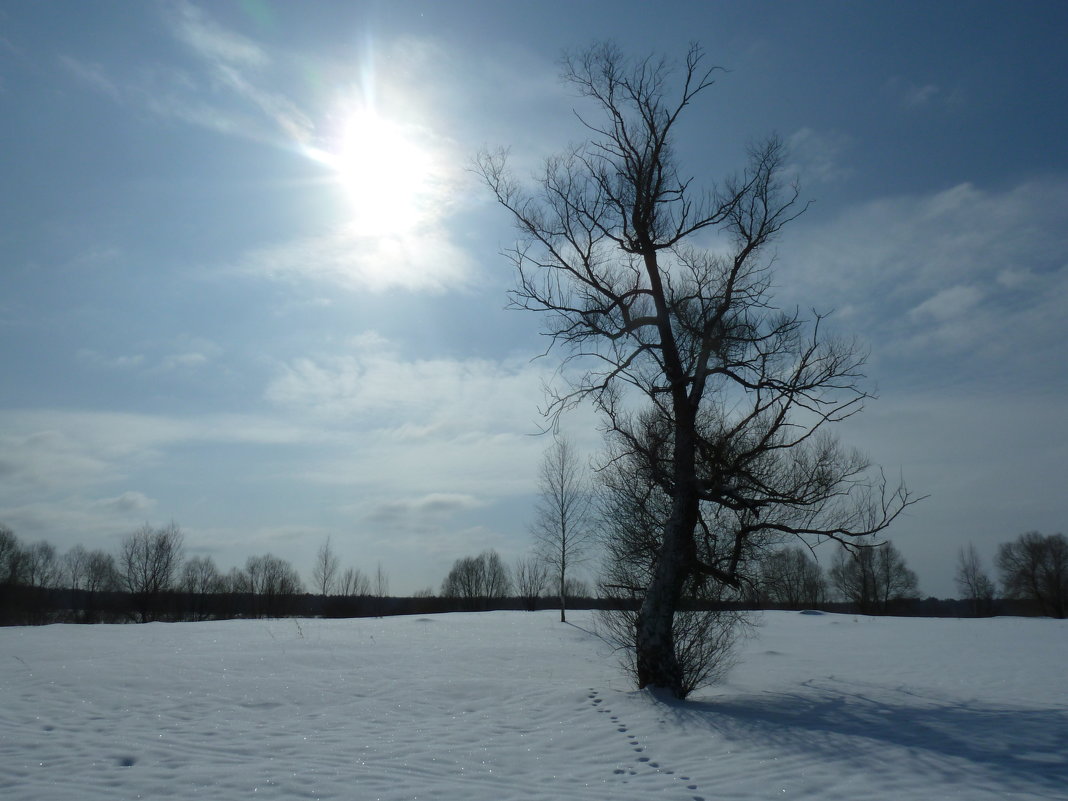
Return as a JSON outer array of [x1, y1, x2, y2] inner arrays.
[[2, 0, 1066, 597]]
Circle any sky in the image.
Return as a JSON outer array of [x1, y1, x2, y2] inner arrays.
[[1, 0, 1066, 598]]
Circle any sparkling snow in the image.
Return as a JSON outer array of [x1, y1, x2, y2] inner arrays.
[[1, 611, 1065, 800]]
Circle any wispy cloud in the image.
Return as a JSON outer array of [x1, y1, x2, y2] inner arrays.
[[58, 55, 121, 100], [167, 0, 268, 69], [787, 127, 853, 184], [76, 336, 220, 375], [884, 76, 964, 111], [239, 222, 475, 293], [788, 178, 1068, 383]]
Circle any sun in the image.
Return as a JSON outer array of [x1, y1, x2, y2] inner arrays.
[[309, 107, 436, 236]]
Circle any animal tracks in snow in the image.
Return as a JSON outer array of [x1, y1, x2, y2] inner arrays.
[[585, 688, 705, 801]]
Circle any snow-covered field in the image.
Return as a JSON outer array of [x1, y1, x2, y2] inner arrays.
[[1, 611, 1065, 800]]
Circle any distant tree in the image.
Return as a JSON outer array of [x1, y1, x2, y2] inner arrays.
[[563, 575, 591, 600], [118, 523, 185, 622], [245, 553, 304, 617], [338, 566, 370, 596], [85, 549, 119, 593], [179, 555, 224, 621], [312, 537, 340, 596], [760, 547, 827, 609], [441, 555, 484, 600], [225, 565, 252, 594], [482, 550, 510, 599], [955, 543, 996, 616], [0, 525, 23, 586], [63, 545, 91, 591], [513, 554, 550, 611], [181, 555, 224, 594], [22, 540, 61, 589], [373, 562, 390, 597], [829, 541, 919, 614], [531, 436, 595, 622], [996, 531, 1068, 618], [441, 550, 512, 606]]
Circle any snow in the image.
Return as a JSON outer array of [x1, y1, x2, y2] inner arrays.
[[1, 611, 1065, 800]]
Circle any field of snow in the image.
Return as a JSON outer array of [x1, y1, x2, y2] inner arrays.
[[1, 610, 1066, 800]]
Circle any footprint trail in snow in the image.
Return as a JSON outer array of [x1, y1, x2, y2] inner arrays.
[[586, 688, 705, 800]]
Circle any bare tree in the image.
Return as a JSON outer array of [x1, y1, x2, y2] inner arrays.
[[513, 554, 550, 611], [312, 537, 340, 596], [595, 443, 754, 696], [955, 543, 995, 616], [338, 566, 370, 596], [479, 43, 918, 696], [829, 540, 919, 614], [118, 523, 185, 622], [0, 525, 23, 586], [373, 562, 390, 597], [244, 553, 304, 617], [181, 555, 224, 595], [760, 547, 827, 609], [21, 541, 60, 589], [996, 531, 1068, 618], [531, 436, 595, 622], [441, 550, 512, 607], [371, 562, 390, 616], [180, 555, 224, 621], [85, 549, 119, 593], [63, 545, 91, 591]]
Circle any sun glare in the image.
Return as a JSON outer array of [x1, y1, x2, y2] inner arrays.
[[311, 107, 436, 236]]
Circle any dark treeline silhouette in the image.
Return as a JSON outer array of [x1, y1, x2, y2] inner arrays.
[[0, 583, 606, 626], [2, 522, 1064, 625]]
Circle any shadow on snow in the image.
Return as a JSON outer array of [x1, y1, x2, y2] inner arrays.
[[654, 679, 1067, 796]]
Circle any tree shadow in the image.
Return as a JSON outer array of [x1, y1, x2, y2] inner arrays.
[[655, 679, 1068, 796]]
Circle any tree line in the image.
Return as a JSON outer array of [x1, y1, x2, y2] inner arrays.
[[0, 523, 395, 625], [2, 514, 1063, 628]]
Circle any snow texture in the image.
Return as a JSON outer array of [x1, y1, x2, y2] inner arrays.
[[1, 611, 1065, 800]]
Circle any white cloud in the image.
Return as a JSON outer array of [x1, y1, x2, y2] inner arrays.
[[0, 409, 324, 498], [787, 127, 853, 184], [77, 349, 146, 370], [884, 77, 961, 110], [58, 55, 121, 100], [908, 285, 983, 322], [90, 490, 157, 514], [786, 178, 1068, 372], [904, 83, 940, 107], [167, 0, 269, 69], [241, 221, 475, 293]]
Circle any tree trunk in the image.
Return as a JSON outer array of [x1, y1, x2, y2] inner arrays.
[[635, 490, 695, 696], [559, 572, 566, 623]]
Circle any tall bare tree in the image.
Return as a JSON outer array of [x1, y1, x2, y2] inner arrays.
[[119, 522, 185, 622], [997, 531, 1067, 618], [244, 553, 304, 617], [829, 540, 919, 614], [312, 537, 340, 596], [0, 525, 22, 586], [441, 550, 512, 607], [21, 541, 60, 589], [955, 543, 995, 616], [338, 566, 370, 596], [760, 547, 827, 609], [531, 436, 595, 622], [63, 545, 91, 591], [513, 554, 550, 611], [479, 43, 917, 696]]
